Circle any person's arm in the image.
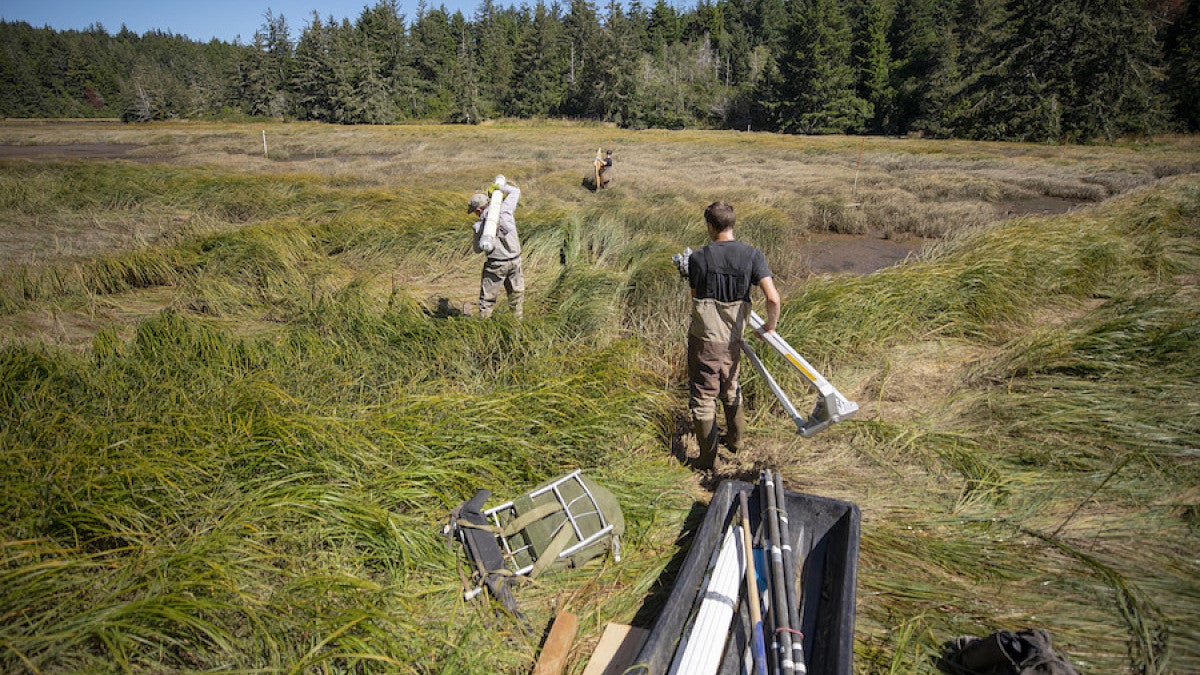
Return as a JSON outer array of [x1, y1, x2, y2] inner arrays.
[[758, 276, 780, 334], [687, 250, 701, 298], [471, 218, 485, 253], [498, 182, 520, 215]]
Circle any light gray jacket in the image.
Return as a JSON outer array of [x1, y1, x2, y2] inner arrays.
[[472, 183, 521, 260]]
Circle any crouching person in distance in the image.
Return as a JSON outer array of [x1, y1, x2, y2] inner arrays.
[[686, 201, 780, 470], [467, 175, 524, 319]]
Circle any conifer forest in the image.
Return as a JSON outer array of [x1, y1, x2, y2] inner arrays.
[[3, 0, 1198, 141]]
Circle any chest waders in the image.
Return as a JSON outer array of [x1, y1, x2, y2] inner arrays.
[[689, 296, 751, 469]]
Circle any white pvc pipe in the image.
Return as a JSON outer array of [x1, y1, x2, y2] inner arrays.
[[479, 189, 504, 253], [670, 524, 745, 675]]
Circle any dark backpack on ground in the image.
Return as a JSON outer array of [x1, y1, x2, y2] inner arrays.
[[940, 628, 1079, 675]]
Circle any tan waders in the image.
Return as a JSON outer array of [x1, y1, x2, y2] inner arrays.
[[478, 256, 524, 319], [687, 298, 750, 470]]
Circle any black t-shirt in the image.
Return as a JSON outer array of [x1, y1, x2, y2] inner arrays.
[[688, 240, 772, 302]]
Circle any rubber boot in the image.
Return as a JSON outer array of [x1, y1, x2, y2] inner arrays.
[[724, 403, 745, 453], [693, 418, 719, 470]]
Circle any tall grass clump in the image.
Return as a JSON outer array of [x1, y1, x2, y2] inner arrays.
[[971, 286, 1199, 470], [0, 247, 199, 314], [0, 163, 367, 314]]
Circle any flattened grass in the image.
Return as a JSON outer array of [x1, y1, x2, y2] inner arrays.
[[1, 297, 682, 672]]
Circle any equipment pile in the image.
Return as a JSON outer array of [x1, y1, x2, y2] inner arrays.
[[444, 471, 624, 629], [668, 471, 810, 675], [630, 477, 861, 675]]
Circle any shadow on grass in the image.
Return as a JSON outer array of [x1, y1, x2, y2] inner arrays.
[[631, 500, 708, 629], [428, 296, 472, 318]]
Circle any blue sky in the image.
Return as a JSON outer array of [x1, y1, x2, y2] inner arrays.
[[0, 0, 482, 43]]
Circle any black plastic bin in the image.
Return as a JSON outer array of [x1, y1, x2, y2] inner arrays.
[[630, 479, 861, 675]]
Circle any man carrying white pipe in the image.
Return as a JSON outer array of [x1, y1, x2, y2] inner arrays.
[[467, 174, 524, 318], [684, 201, 780, 471]]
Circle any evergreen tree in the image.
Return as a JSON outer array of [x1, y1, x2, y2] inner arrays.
[[562, 0, 603, 116], [937, 0, 1011, 138], [963, 0, 1169, 141], [192, 39, 239, 116], [473, 0, 516, 116], [409, 3, 458, 118], [647, 0, 682, 49], [357, 0, 409, 120], [625, 0, 651, 53], [1164, 0, 1199, 130], [236, 11, 293, 118], [0, 22, 53, 117], [1, 0, 1193, 136], [595, 0, 645, 126], [358, 0, 407, 80], [291, 13, 338, 121], [888, 0, 958, 135], [775, 0, 871, 133], [850, 0, 895, 133], [450, 11, 482, 123], [506, 1, 568, 117], [121, 57, 183, 121], [751, 0, 787, 54], [638, 36, 728, 128]]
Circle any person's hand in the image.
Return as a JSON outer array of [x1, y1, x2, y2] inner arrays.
[[494, 174, 506, 187]]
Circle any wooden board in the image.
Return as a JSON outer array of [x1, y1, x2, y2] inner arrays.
[[533, 611, 579, 675], [581, 623, 649, 675]]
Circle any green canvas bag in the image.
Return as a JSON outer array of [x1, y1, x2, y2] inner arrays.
[[484, 470, 624, 578]]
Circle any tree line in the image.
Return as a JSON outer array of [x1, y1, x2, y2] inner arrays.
[[2, 0, 1197, 141]]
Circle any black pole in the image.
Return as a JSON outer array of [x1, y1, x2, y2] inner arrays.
[[763, 470, 794, 674], [756, 475, 776, 674]]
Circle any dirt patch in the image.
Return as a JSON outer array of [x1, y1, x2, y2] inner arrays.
[[800, 232, 928, 275], [0, 144, 141, 160]]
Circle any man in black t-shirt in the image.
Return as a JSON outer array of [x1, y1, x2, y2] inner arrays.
[[685, 201, 780, 470]]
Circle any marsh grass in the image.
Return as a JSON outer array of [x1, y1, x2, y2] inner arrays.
[[1, 122, 1198, 673], [837, 179, 1200, 673], [1, 297, 681, 672]]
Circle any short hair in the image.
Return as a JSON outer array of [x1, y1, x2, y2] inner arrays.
[[704, 201, 735, 232], [467, 193, 489, 212]]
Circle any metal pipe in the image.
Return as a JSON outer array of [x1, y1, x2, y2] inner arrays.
[[774, 470, 807, 674], [741, 341, 807, 433], [763, 471, 794, 674]]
